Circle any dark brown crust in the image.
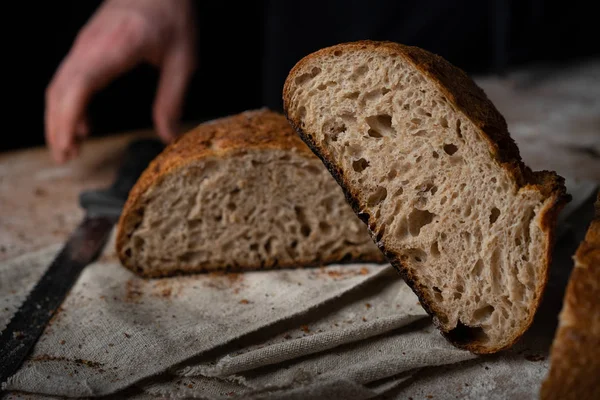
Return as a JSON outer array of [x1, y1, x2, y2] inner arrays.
[[540, 192, 600, 400], [282, 40, 569, 354], [115, 108, 386, 277]]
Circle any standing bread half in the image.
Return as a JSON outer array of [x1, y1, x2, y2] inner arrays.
[[540, 192, 599, 400], [283, 40, 569, 354], [116, 108, 385, 278]]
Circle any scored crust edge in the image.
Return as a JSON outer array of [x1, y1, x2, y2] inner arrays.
[[115, 108, 386, 278], [540, 191, 600, 400], [282, 40, 570, 354]]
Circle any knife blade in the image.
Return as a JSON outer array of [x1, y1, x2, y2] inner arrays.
[[0, 138, 164, 385]]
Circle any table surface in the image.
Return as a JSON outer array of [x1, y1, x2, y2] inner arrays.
[[1, 60, 599, 263]]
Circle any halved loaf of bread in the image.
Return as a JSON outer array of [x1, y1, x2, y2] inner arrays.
[[283, 41, 569, 354], [541, 191, 599, 400], [115, 108, 385, 277]]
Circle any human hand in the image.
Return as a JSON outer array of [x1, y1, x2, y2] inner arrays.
[[45, 0, 197, 163]]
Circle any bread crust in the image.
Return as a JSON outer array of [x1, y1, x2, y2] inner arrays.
[[115, 108, 386, 277], [282, 40, 569, 354], [540, 192, 599, 400]]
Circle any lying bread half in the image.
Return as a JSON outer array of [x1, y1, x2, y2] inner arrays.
[[283, 40, 569, 354], [540, 192, 599, 400], [116, 108, 386, 277]]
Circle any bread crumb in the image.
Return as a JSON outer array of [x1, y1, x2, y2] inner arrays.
[[365, 303, 371, 309], [239, 299, 249, 304], [59, 340, 65, 345], [360, 267, 369, 275], [301, 325, 310, 333]]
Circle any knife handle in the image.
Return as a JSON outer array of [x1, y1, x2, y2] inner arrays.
[[79, 138, 165, 218]]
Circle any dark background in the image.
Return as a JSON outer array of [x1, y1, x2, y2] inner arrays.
[[4, 0, 599, 153]]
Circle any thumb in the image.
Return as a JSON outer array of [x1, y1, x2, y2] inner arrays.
[[153, 46, 196, 143]]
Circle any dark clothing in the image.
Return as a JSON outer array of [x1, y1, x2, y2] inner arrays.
[[4, 0, 599, 151]]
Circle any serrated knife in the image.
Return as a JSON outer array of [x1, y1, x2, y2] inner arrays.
[[0, 138, 164, 385]]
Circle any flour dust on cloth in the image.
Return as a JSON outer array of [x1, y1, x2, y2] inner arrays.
[[2, 180, 593, 400]]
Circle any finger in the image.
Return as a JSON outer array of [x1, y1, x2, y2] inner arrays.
[[45, 68, 92, 164], [45, 17, 147, 163], [152, 45, 196, 143]]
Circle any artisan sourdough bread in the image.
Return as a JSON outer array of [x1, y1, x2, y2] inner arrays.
[[541, 192, 599, 400], [283, 41, 568, 354], [116, 109, 385, 278]]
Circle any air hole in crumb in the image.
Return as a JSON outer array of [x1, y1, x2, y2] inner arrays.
[[322, 119, 346, 142], [462, 231, 472, 244], [298, 106, 306, 123], [294, 67, 321, 85], [433, 286, 443, 301], [344, 91, 360, 100], [440, 117, 449, 128], [490, 207, 501, 225], [300, 225, 311, 237], [415, 108, 431, 117], [334, 50, 342, 56], [367, 186, 388, 207], [432, 151, 439, 158], [408, 208, 435, 236], [387, 169, 397, 180], [440, 196, 447, 205], [366, 114, 394, 138], [306, 165, 322, 175], [290, 240, 298, 249], [491, 177, 497, 184], [473, 305, 495, 322], [355, 65, 368, 76], [226, 203, 236, 211], [264, 238, 273, 254], [319, 221, 331, 234], [472, 259, 484, 275], [352, 158, 370, 173], [411, 118, 422, 125], [430, 241, 440, 257], [444, 143, 459, 155], [456, 119, 463, 138], [402, 248, 428, 265], [446, 321, 489, 345], [416, 156, 422, 163], [515, 237, 522, 246], [250, 243, 259, 251], [464, 205, 472, 217], [368, 129, 383, 138], [294, 206, 311, 237]]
